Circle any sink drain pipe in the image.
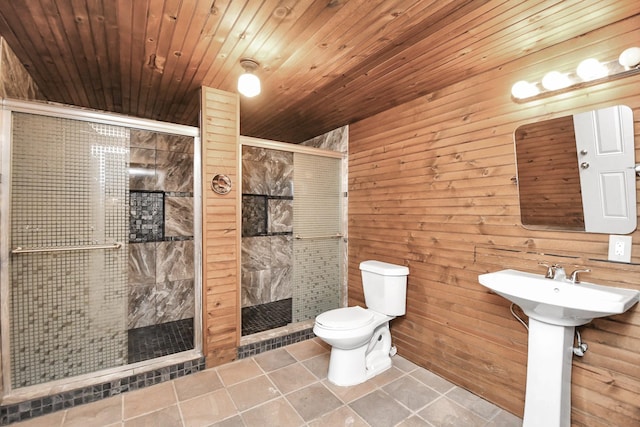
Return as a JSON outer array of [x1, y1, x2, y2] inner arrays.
[[510, 303, 588, 357], [573, 329, 588, 357]]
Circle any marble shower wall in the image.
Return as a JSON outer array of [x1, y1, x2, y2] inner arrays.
[[0, 37, 43, 101], [241, 146, 294, 308], [128, 130, 195, 329]]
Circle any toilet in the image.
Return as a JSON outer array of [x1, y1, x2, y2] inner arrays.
[[313, 260, 409, 386]]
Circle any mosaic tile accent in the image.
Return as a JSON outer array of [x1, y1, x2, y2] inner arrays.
[[0, 357, 205, 426], [9, 113, 129, 389], [242, 195, 267, 236], [129, 191, 164, 242], [241, 298, 292, 335], [128, 318, 194, 363], [237, 328, 315, 359]]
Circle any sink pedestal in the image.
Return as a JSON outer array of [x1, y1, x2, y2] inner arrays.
[[523, 318, 574, 427]]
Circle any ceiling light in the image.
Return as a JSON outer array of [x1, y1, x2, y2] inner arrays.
[[576, 58, 608, 81], [618, 47, 640, 69], [238, 59, 261, 97], [511, 81, 540, 99], [541, 71, 571, 91]]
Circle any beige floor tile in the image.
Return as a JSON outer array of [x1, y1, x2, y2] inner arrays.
[[382, 376, 440, 411], [485, 410, 522, 427], [301, 353, 330, 380], [267, 363, 317, 394], [349, 389, 411, 427], [393, 355, 421, 373], [307, 405, 369, 427], [254, 348, 297, 372], [179, 389, 237, 427], [240, 397, 303, 427], [369, 366, 403, 387], [419, 396, 487, 427], [173, 368, 224, 401], [284, 339, 327, 361], [445, 386, 501, 420], [322, 378, 377, 404], [285, 382, 342, 422], [395, 415, 432, 427], [123, 381, 177, 420], [11, 411, 66, 427], [210, 414, 246, 427], [123, 405, 182, 427], [217, 358, 263, 386], [411, 368, 456, 394], [62, 395, 123, 427], [226, 375, 280, 411]]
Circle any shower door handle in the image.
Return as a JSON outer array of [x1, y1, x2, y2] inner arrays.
[[11, 242, 123, 254], [294, 233, 343, 240]]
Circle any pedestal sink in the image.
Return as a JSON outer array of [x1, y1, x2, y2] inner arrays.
[[478, 269, 639, 427]]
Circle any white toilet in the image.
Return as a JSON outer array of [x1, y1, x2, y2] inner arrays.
[[313, 260, 409, 386]]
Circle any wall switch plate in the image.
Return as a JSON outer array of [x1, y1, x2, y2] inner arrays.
[[608, 235, 632, 263]]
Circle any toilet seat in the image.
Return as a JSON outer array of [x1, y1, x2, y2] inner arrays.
[[315, 306, 374, 330]]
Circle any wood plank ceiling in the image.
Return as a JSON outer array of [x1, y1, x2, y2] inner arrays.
[[0, 0, 636, 142]]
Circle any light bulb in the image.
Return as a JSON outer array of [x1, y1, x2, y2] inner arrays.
[[511, 81, 539, 99], [618, 47, 640, 69], [576, 58, 608, 81], [238, 73, 261, 97], [541, 71, 571, 91]]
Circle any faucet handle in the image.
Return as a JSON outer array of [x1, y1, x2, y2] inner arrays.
[[539, 262, 555, 279], [569, 269, 591, 284]]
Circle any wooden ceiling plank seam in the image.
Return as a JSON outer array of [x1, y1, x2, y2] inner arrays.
[[35, 0, 90, 105], [102, 1, 123, 113], [153, 0, 220, 121], [136, 0, 181, 119], [66, 0, 106, 110], [14, 0, 78, 104], [244, 0, 490, 139], [0, 7, 57, 100], [86, 0, 116, 111], [196, 0, 271, 89], [202, 0, 330, 92], [249, 0, 632, 141], [143, 0, 198, 121], [257, 0, 396, 94], [156, 0, 265, 122], [166, 0, 239, 123], [125, 0, 151, 121], [211, 0, 293, 95], [115, 0, 133, 114], [173, 0, 248, 123]]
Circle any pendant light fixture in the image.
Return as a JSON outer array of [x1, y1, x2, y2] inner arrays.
[[238, 59, 261, 97]]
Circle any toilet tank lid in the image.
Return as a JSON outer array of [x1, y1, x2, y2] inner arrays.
[[359, 260, 409, 276]]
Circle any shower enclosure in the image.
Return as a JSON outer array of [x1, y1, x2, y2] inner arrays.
[[0, 100, 201, 398], [240, 135, 346, 337]]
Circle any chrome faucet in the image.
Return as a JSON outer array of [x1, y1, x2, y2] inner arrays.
[[539, 262, 562, 279], [569, 269, 591, 284]]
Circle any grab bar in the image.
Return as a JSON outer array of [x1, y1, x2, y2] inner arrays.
[[11, 242, 123, 254], [294, 233, 343, 240]]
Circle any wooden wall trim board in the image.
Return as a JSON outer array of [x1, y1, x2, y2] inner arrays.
[[200, 86, 240, 368], [348, 16, 640, 425]]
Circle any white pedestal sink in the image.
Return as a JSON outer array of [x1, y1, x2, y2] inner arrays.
[[478, 269, 639, 427]]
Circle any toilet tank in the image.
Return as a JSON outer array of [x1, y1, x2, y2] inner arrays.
[[360, 260, 409, 316]]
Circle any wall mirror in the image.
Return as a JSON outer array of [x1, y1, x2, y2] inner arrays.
[[514, 105, 636, 234]]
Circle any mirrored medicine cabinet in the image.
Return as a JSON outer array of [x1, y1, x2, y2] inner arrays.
[[514, 104, 637, 234]]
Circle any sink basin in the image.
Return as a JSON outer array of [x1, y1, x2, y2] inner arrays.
[[479, 269, 639, 326]]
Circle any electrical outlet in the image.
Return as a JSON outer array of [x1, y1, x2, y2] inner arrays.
[[608, 235, 632, 263]]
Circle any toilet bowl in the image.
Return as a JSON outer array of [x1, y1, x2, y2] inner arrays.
[[313, 260, 409, 386]]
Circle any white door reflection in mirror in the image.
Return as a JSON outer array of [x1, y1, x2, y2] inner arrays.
[[573, 105, 636, 234]]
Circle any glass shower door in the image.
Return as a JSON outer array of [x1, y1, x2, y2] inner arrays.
[[8, 113, 129, 388], [292, 152, 343, 322]]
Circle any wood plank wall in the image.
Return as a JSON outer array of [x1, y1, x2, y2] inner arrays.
[[348, 16, 640, 426], [200, 86, 240, 368]]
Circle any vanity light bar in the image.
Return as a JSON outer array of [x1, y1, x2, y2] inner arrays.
[[511, 47, 640, 101]]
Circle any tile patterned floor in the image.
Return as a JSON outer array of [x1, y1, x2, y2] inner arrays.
[[12, 338, 522, 427], [241, 299, 292, 336], [127, 318, 195, 363]]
